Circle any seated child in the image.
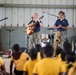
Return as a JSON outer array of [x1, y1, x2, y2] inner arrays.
[[10, 44, 29, 75], [35, 44, 41, 60], [23, 48, 38, 75], [68, 65, 76, 75], [0, 57, 9, 75], [61, 52, 75, 75], [60, 51, 68, 74], [33, 45, 62, 75], [0, 57, 5, 71], [54, 47, 63, 61]]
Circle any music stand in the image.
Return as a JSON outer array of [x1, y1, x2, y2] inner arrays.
[[6, 29, 15, 49], [6, 29, 15, 57]]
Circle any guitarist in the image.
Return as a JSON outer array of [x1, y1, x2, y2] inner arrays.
[[28, 13, 43, 49]]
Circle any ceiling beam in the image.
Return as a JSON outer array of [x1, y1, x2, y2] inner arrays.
[[0, 4, 76, 9]]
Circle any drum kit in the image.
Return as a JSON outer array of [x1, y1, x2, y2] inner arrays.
[[40, 28, 55, 47], [40, 11, 58, 47]]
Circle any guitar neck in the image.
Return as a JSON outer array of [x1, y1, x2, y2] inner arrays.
[[27, 15, 44, 27], [27, 23, 36, 27]]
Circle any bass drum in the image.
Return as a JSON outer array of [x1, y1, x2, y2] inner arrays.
[[41, 34, 48, 42], [40, 34, 50, 47]]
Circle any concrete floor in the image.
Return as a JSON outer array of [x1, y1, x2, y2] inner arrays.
[[3, 58, 11, 73], [2, 55, 14, 73]]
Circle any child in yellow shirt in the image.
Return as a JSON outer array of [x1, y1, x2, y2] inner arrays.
[[10, 44, 29, 75], [0, 57, 9, 75], [33, 45, 62, 75], [23, 47, 38, 75], [68, 65, 76, 75], [35, 44, 42, 60], [60, 51, 68, 74], [0, 57, 5, 70], [55, 47, 63, 61], [61, 52, 75, 75]]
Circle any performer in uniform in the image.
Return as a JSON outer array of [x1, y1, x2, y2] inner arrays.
[[54, 11, 69, 51], [28, 13, 43, 49]]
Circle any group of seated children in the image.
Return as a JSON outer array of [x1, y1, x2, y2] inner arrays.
[[0, 41, 76, 75]]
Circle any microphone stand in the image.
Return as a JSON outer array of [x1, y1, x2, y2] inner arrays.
[[43, 11, 59, 19], [6, 29, 15, 57], [43, 11, 59, 45]]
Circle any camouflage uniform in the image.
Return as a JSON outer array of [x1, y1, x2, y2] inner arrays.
[[54, 30, 67, 50], [29, 32, 39, 49]]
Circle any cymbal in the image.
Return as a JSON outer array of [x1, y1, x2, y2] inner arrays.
[[47, 28, 54, 30]]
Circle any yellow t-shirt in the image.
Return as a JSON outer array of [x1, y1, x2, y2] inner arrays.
[[37, 52, 41, 61], [33, 58, 62, 75], [0, 57, 4, 67], [73, 62, 76, 66], [23, 59, 38, 75], [60, 61, 68, 72], [54, 54, 61, 62], [68, 62, 76, 75], [68, 66, 76, 75], [61, 62, 76, 73], [11, 52, 29, 71], [58, 54, 61, 61]]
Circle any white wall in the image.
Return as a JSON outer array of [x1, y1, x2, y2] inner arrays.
[[0, 0, 76, 27], [0, 0, 76, 5]]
